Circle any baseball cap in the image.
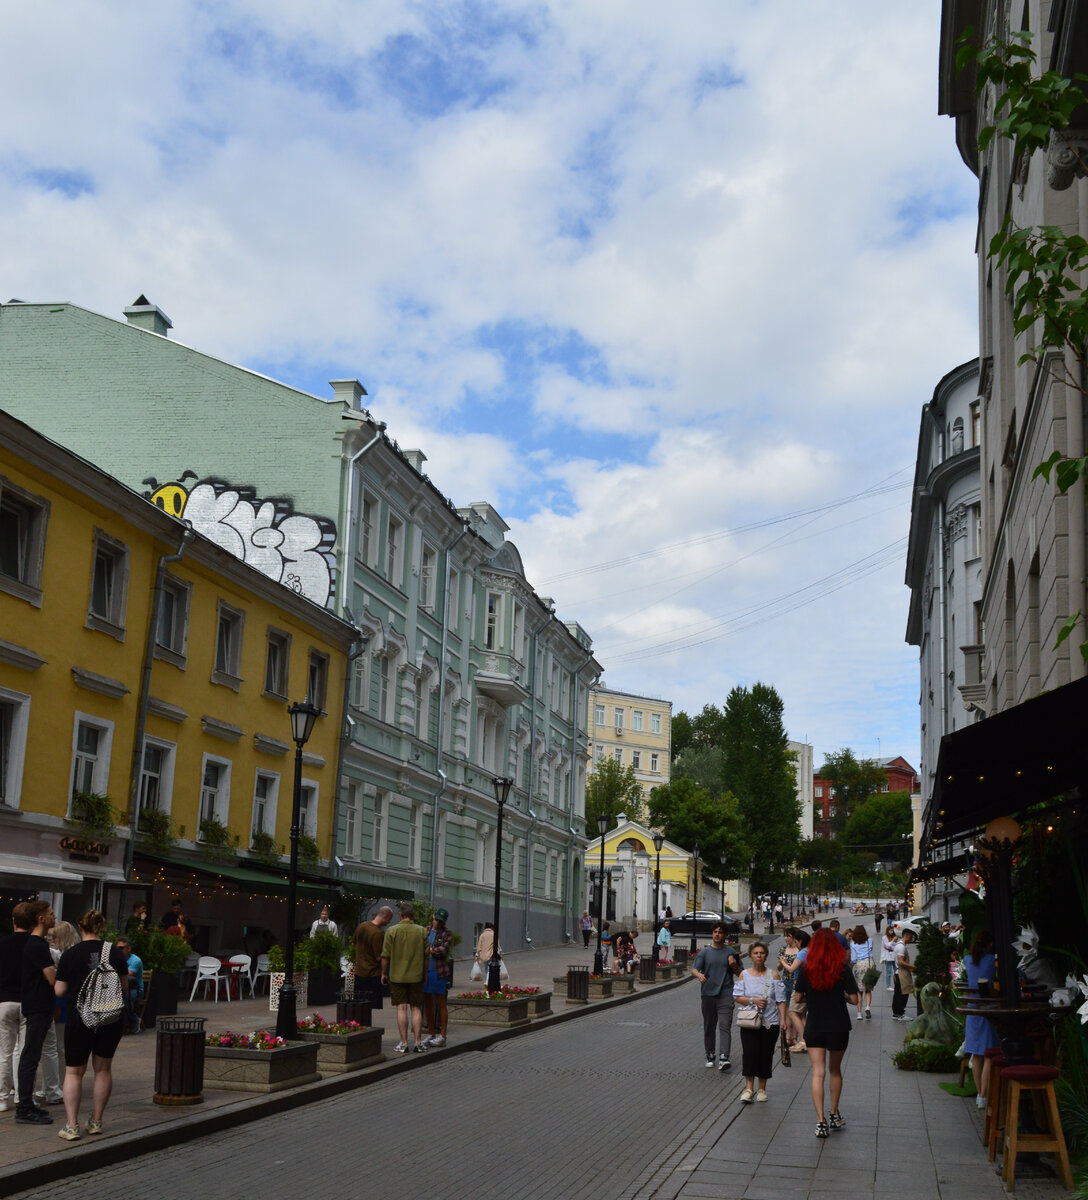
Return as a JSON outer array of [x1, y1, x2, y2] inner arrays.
[[435, 907, 449, 922]]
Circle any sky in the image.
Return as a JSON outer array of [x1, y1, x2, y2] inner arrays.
[[0, 1, 980, 771]]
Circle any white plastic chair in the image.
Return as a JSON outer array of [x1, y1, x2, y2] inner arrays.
[[252, 953, 271, 996], [189, 956, 231, 1003], [228, 954, 253, 999], [179, 952, 200, 991]]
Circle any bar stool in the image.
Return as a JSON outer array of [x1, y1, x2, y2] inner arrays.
[[984, 1048, 1007, 1160], [1000, 1064, 1073, 1192]]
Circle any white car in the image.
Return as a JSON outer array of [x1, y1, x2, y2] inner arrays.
[[891, 916, 929, 939]]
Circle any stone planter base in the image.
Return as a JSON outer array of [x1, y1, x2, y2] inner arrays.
[[269, 973, 308, 1012], [588, 979, 613, 999], [609, 976, 636, 994], [527, 992, 552, 1018], [299, 1026, 385, 1074], [446, 996, 531, 1027], [552, 976, 568, 997], [657, 965, 675, 981], [204, 1041, 320, 1093]]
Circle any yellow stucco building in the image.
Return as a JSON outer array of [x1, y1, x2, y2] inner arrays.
[[588, 685, 672, 799], [1, 410, 355, 946]]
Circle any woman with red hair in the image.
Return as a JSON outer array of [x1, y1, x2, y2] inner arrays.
[[793, 927, 859, 1138]]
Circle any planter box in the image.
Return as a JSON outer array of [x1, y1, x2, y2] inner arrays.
[[306, 967, 341, 1007], [446, 996, 531, 1027], [204, 1041, 320, 1093], [527, 991, 552, 1018], [552, 976, 568, 998], [610, 976, 636, 995], [298, 1026, 385, 1074], [142, 971, 179, 1029], [657, 965, 675, 981], [269, 972, 308, 1012], [588, 978, 613, 999]]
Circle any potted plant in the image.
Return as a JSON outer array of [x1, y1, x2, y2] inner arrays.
[[588, 974, 614, 999], [70, 791, 117, 841], [131, 928, 191, 1026], [306, 929, 343, 1006], [136, 806, 175, 855], [204, 1030, 320, 1093], [199, 816, 239, 866], [268, 940, 311, 1011], [295, 1012, 384, 1072], [297, 834, 321, 869], [501, 984, 551, 1018], [249, 830, 281, 866]]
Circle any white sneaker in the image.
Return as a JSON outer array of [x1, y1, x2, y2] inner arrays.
[[393, 1041, 409, 1054], [429, 1035, 446, 1047]]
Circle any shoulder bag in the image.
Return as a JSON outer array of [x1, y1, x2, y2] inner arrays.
[[736, 971, 771, 1029]]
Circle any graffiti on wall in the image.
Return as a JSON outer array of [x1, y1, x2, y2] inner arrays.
[[143, 472, 336, 607]]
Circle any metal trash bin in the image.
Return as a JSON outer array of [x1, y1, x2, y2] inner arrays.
[[153, 1016, 205, 1105], [674, 947, 689, 968], [336, 994, 373, 1026], [639, 956, 657, 984], [567, 964, 589, 1003]]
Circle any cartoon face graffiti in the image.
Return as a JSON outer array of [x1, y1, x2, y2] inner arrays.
[[142, 475, 336, 607]]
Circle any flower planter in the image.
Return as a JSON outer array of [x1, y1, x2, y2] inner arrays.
[[552, 976, 568, 998], [588, 978, 613, 999], [527, 991, 552, 1018], [269, 972, 308, 1012], [445, 996, 531, 1027], [306, 967, 341, 1007], [610, 976, 636, 995], [204, 1041, 320, 1093], [298, 1026, 385, 1073], [657, 965, 675, 981]]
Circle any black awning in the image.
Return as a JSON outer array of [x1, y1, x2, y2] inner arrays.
[[923, 674, 1088, 852]]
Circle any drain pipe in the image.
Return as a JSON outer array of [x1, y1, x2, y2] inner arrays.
[[925, 404, 949, 738], [428, 520, 471, 905], [564, 652, 597, 944], [125, 523, 195, 879], [338, 421, 387, 615]]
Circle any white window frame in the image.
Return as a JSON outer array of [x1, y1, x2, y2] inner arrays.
[[0, 475, 50, 607], [0, 686, 31, 809], [155, 573, 192, 667], [86, 528, 130, 639], [69, 713, 114, 809], [264, 627, 291, 699], [613, 747, 623, 764], [251, 770, 279, 841], [632, 709, 644, 732], [198, 753, 232, 828], [594, 744, 604, 764], [138, 736, 176, 816], [386, 514, 404, 586], [632, 750, 641, 770], [357, 491, 377, 568], [420, 543, 437, 610], [650, 752, 659, 773], [614, 706, 625, 733], [212, 601, 245, 689], [371, 789, 388, 862], [447, 569, 460, 631], [485, 591, 502, 650], [409, 803, 423, 871], [594, 703, 605, 726], [651, 712, 662, 735], [298, 780, 318, 840], [512, 601, 525, 660], [379, 654, 394, 724], [350, 654, 370, 711], [307, 648, 329, 712], [343, 780, 362, 859]]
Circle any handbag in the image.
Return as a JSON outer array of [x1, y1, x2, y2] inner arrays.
[[76, 940, 125, 1029], [861, 965, 881, 990], [779, 1028, 792, 1067], [736, 970, 771, 1029]]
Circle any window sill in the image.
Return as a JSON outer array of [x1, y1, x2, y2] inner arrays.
[[85, 613, 126, 641], [154, 644, 187, 670], [0, 575, 43, 608], [262, 688, 289, 702], [211, 669, 243, 692]]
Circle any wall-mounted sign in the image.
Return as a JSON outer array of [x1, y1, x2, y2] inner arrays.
[[59, 835, 110, 862]]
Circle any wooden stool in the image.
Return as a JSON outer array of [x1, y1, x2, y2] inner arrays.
[[1000, 1064, 1074, 1192], [984, 1049, 1007, 1159]]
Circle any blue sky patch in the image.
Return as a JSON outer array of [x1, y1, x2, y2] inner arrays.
[[694, 62, 745, 103], [21, 167, 95, 198], [894, 186, 973, 239]]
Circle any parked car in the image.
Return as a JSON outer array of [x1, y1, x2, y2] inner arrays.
[[891, 916, 930, 939], [664, 911, 742, 939]]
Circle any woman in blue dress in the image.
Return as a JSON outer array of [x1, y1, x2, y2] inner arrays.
[[964, 930, 999, 1107]]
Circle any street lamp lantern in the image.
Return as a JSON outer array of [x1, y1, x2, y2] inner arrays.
[[487, 775, 514, 995], [275, 698, 322, 1040], [593, 813, 609, 975]]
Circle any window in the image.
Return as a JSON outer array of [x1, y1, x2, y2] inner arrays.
[[252, 772, 278, 839], [632, 750, 641, 770], [199, 756, 231, 826], [299, 783, 318, 839], [550, 660, 559, 709], [156, 574, 190, 663], [138, 740, 176, 814], [86, 530, 129, 636], [386, 515, 403, 585], [815, 785, 823, 797], [829, 805, 837, 819], [951, 416, 965, 455], [650, 752, 659, 772], [592, 743, 603, 763], [420, 543, 437, 610], [307, 650, 329, 711], [372, 790, 387, 862], [513, 602, 525, 660], [650, 712, 662, 735], [409, 804, 422, 870], [613, 747, 623, 764], [594, 703, 605, 726], [379, 655, 392, 723], [350, 655, 370, 710], [212, 602, 245, 688], [0, 478, 49, 605], [970, 400, 981, 448], [414, 673, 424, 737], [447, 570, 460, 631], [0, 688, 31, 808], [614, 707, 625, 733], [485, 591, 501, 650], [343, 781, 361, 859], [264, 629, 291, 698], [633, 709, 644, 732], [70, 716, 113, 800], [357, 492, 376, 567]]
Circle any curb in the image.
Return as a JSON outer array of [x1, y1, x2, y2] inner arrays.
[[0, 972, 692, 1194]]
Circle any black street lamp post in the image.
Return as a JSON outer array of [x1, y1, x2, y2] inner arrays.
[[689, 843, 700, 954], [652, 832, 664, 958], [768, 864, 775, 935], [487, 775, 514, 995], [593, 814, 608, 975], [275, 698, 321, 1041]]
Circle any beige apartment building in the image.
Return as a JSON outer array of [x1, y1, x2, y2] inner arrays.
[[588, 686, 672, 799]]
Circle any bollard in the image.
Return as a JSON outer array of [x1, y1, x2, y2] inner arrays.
[[153, 1016, 205, 1105], [567, 964, 590, 1003], [638, 956, 657, 983]]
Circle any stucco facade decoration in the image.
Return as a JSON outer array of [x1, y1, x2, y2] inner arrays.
[[939, 2, 1088, 713], [0, 409, 353, 940], [587, 686, 672, 799], [0, 296, 600, 946]]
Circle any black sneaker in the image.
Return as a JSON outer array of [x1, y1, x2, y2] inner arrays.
[[815, 1121, 829, 1139], [705, 1056, 715, 1067], [829, 1111, 845, 1131], [718, 1057, 731, 1071], [16, 1108, 53, 1125]]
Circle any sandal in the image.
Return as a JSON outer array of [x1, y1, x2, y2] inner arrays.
[[815, 1121, 829, 1139], [790, 1041, 807, 1052]]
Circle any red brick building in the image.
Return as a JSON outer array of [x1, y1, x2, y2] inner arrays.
[[813, 755, 919, 839]]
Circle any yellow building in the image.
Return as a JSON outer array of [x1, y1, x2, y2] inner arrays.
[[1, 410, 355, 947], [588, 686, 672, 799]]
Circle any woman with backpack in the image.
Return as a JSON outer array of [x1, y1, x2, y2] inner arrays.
[[53, 910, 129, 1141]]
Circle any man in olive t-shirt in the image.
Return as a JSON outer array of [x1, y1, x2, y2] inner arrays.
[[380, 903, 428, 1053]]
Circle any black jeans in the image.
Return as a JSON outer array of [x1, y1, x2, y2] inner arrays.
[[892, 973, 910, 1017], [582, 929, 591, 948], [17, 1011, 51, 1109]]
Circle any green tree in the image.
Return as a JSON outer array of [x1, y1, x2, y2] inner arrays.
[[671, 711, 694, 762], [672, 744, 726, 800], [585, 757, 645, 831], [818, 749, 886, 835], [842, 790, 913, 863], [721, 683, 801, 894], [647, 778, 747, 882]]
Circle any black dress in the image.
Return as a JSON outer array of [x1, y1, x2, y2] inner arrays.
[[794, 961, 857, 1051]]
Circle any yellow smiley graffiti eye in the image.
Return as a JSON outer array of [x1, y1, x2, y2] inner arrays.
[[150, 483, 189, 517]]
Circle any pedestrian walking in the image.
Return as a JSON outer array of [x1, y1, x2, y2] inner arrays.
[[17, 900, 57, 1125], [880, 927, 897, 990], [380, 902, 430, 1053], [793, 928, 859, 1138], [422, 908, 452, 1048], [53, 909, 130, 1140], [776, 927, 810, 1050], [732, 942, 786, 1104], [848, 926, 875, 1020], [580, 911, 593, 949], [691, 922, 741, 1071], [874, 909, 883, 934]]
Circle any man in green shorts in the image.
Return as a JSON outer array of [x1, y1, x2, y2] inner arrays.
[[380, 902, 429, 1053]]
